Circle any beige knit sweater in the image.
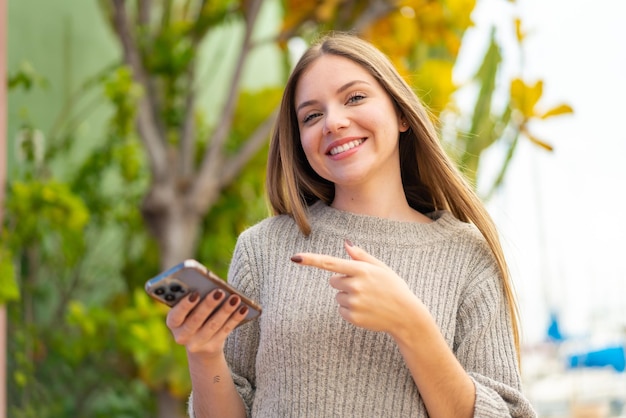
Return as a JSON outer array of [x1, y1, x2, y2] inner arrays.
[[189, 201, 536, 417]]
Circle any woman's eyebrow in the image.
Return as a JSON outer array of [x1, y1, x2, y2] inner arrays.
[[296, 80, 372, 113], [337, 79, 371, 94]]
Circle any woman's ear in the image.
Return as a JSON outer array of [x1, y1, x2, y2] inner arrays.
[[399, 116, 410, 133]]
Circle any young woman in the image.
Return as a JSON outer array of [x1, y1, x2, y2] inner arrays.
[[166, 33, 536, 417]]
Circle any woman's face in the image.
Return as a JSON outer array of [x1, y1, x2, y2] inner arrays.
[[294, 54, 408, 192]]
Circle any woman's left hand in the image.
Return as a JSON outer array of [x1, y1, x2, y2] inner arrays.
[[291, 240, 424, 333]]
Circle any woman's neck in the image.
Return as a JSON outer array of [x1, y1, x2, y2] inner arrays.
[[331, 184, 432, 224]]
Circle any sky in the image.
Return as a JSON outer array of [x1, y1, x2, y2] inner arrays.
[[456, 0, 626, 344]]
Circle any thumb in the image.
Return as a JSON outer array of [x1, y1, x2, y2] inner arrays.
[[344, 239, 387, 267]]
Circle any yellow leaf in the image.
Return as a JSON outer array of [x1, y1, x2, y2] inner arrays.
[[445, 0, 477, 33], [420, 2, 446, 45], [315, 0, 341, 22], [280, 0, 316, 33], [366, 10, 418, 58], [514, 17, 524, 43], [525, 132, 554, 151], [443, 30, 462, 56], [510, 78, 543, 118], [416, 59, 457, 113], [540, 103, 574, 119], [364, 10, 419, 78]]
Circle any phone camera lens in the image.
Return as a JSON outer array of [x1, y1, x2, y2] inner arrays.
[[155, 287, 165, 295], [164, 293, 176, 302], [170, 284, 183, 293]]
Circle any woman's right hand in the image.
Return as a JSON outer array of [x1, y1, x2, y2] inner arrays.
[[166, 289, 249, 357], [168, 289, 251, 418]]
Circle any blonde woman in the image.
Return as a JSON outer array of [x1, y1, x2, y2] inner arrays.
[[166, 33, 536, 417]]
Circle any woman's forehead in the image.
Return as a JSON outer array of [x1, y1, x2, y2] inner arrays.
[[294, 55, 379, 102], [300, 55, 370, 83]]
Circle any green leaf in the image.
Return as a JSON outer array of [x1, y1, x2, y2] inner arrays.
[[7, 61, 48, 92], [460, 29, 502, 183], [0, 247, 19, 303], [469, 30, 501, 139]]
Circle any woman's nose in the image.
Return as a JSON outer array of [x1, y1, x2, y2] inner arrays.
[[322, 107, 350, 135]]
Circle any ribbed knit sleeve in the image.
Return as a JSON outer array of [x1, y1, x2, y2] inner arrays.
[[454, 237, 536, 417], [223, 232, 262, 416]]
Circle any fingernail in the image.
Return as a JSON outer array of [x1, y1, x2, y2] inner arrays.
[[290, 255, 303, 263], [239, 306, 248, 315], [345, 239, 354, 247], [229, 296, 240, 306], [213, 290, 223, 300], [189, 291, 199, 302]]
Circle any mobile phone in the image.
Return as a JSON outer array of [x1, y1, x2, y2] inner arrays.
[[145, 259, 262, 325]]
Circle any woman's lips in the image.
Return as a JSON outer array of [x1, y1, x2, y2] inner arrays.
[[327, 138, 366, 156]]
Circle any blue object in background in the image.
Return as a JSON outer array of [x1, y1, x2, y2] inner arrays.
[[547, 311, 565, 342], [568, 346, 626, 373]]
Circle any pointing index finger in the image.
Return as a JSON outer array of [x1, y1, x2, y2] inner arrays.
[[291, 253, 356, 275]]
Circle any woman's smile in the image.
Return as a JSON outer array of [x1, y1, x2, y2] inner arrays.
[[327, 138, 366, 156]]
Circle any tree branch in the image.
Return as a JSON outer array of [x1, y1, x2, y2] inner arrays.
[[206, 0, 262, 158], [110, 0, 168, 181], [135, 0, 167, 146], [352, 0, 396, 32], [137, 0, 150, 25], [221, 108, 277, 187], [191, 0, 264, 211], [161, 0, 173, 30], [179, 66, 196, 178]]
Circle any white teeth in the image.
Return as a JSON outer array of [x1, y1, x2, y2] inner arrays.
[[329, 139, 364, 155]]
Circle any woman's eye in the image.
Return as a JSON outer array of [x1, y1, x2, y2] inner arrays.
[[347, 92, 366, 104], [303, 112, 322, 124]]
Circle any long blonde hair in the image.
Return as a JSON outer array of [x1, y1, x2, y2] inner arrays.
[[266, 33, 521, 359]]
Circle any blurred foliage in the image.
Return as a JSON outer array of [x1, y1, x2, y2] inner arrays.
[[5, 0, 572, 417], [0, 246, 18, 303], [199, 88, 282, 277], [7, 61, 49, 92], [5, 57, 155, 416]]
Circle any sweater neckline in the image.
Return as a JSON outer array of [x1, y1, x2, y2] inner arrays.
[[307, 201, 465, 246]]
